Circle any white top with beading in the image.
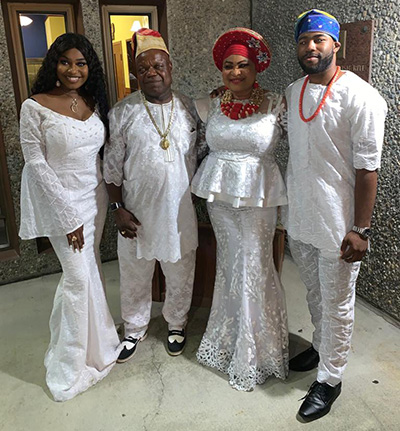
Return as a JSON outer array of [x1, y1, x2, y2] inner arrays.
[[192, 93, 287, 208]]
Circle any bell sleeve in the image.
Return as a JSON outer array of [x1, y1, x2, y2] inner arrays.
[[19, 100, 83, 239], [103, 105, 126, 186]]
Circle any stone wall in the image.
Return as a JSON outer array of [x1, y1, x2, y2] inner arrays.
[[1, 0, 398, 322], [252, 0, 400, 321], [0, 0, 250, 284], [166, 0, 251, 97]]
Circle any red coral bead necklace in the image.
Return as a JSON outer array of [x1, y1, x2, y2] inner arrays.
[[221, 82, 264, 120], [299, 66, 341, 123]]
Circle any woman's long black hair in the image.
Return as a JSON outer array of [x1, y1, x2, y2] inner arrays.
[[31, 33, 109, 137]]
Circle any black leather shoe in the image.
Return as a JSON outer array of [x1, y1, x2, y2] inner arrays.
[[289, 346, 319, 371], [117, 332, 147, 363], [298, 381, 342, 422]]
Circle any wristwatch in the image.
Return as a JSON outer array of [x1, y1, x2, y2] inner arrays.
[[352, 225, 371, 240], [110, 202, 125, 212]]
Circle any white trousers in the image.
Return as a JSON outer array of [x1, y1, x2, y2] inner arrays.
[[289, 237, 361, 386], [118, 235, 196, 338]]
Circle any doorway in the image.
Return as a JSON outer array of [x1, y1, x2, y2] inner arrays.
[[101, 5, 158, 106]]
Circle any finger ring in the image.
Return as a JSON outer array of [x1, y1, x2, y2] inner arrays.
[[121, 231, 126, 235], [71, 235, 78, 242]]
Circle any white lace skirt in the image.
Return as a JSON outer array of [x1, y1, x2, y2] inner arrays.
[[197, 202, 289, 391], [46, 185, 121, 401]]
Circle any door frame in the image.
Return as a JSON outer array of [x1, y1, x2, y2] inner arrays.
[[100, 4, 158, 106], [6, 2, 76, 106]]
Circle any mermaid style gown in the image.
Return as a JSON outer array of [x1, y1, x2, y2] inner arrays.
[[192, 94, 289, 391], [19, 99, 121, 401]]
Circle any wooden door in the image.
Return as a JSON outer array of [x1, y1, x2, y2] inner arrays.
[[112, 41, 126, 101]]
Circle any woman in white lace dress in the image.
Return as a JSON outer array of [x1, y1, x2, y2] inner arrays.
[[19, 34, 121, 401], [192, 28, 289, 391]]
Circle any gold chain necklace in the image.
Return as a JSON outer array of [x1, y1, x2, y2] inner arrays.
[[60, 90, 79, 113], [141, 91, 175, 151]]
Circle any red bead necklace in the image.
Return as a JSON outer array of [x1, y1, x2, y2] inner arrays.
[[220, 82, 264, 120], [299, 66, 341, 123]]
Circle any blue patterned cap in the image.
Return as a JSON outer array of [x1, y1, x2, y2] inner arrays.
[[295, 9, 340, 42]]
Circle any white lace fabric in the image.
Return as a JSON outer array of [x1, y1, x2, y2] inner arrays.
[[284, 71, 387, 254], [289, 237, 361, 386], [193, 92, 289, 391], [19, 98, 121, 401], [18, 99, 100, 238], [196, 203, 289, 391], [104, 91, 199, 262], [191, 93, 287, 208]]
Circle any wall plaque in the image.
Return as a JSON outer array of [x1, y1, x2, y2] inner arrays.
[[336, 20, 374, 83]]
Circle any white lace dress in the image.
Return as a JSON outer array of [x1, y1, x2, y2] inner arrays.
[[192, 94, 289, 391], [19, 99, 121, 402]]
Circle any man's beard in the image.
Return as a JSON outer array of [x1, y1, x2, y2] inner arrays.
[[298, 50, 334, 74]]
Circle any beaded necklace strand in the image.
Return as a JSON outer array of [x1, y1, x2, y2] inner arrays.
[[299, 66, 341, 123], [221, 82, 264, 120]]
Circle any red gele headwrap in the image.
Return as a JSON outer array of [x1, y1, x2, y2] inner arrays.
[[213, 27, 271, 73], [222, 44, 258, 66], [136, 28, 162, 37], [132, 27, 169, 59]]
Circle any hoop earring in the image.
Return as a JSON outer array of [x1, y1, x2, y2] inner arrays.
[[56, 80, 61, 87]]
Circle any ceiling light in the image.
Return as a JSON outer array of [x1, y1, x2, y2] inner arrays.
[[130, 20, 141, 32], [20, 16, 33, 27]]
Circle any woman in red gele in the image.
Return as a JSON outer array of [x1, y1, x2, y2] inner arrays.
[[192, 28, 289, 391]]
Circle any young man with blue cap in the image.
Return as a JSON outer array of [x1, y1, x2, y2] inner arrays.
[[285, 9, 387, 422]]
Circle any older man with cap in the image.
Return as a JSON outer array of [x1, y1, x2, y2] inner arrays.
[[104, 28, 199, 362], [284, 9, 387, 421]]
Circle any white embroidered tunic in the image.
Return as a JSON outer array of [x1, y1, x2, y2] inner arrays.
[[191, 94, 287, 208], [285, 71, 387, 254], [103, 91, 198, 263]]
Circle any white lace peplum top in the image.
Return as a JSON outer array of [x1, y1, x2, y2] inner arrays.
[[191, 93, 287, 208]]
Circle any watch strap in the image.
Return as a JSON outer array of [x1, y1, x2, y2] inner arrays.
[[110, 202, 125, 212], [352, 225, 371, 239]]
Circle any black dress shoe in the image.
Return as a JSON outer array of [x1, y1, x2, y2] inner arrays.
[[289, 346, 319, 371], [298, 381, 342, 422], [117, 332, 147, 363]]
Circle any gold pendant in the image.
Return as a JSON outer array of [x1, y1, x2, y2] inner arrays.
[[70, 99, 78, 113], [160, 138, 170, 150]]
